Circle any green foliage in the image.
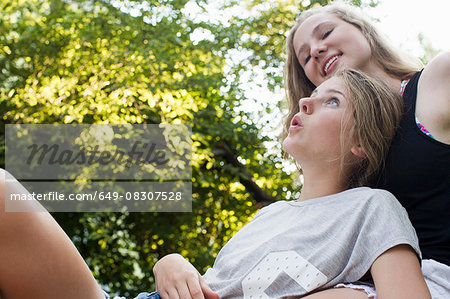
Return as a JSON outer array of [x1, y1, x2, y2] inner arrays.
[[1, 0, 297, 295], [418, 33, 442, 65]]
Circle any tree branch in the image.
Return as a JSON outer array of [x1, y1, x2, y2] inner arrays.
[[212, 141, 275, 207]]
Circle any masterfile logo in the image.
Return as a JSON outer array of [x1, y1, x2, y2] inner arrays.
[[5, 124, 192, 212]]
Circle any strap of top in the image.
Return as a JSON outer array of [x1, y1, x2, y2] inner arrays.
[[402, 70, 423, 115], [400, 79, 409, 96]]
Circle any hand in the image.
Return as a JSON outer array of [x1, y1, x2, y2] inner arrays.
[[153, 253, 219, 299]]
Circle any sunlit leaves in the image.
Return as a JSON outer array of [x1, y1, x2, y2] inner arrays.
[[1, 0, 306, 295]]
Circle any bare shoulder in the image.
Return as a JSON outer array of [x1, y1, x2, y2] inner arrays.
[[421, 52, 450, 81], [416, 52, 450, 143]]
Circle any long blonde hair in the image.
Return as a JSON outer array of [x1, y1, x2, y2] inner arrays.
[[325, 70, 404, 187], [283, 2, 421, 140]]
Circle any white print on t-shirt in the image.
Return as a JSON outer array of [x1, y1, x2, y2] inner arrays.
[[242, 251, 327, 298]]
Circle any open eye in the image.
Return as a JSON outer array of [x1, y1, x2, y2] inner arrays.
[[328, 98, 340, 106]]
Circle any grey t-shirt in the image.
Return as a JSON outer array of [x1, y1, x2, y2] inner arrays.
[[202, 187, 420, 298]]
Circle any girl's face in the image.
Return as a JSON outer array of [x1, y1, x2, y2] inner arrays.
[[293, 13, 373, 86], [283, 76, 354, 163]]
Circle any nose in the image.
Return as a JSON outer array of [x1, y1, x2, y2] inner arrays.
[[311, 42, 327, 60], [299, 97, 313, 114]]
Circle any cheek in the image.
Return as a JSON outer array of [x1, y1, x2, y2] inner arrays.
[[346, 32, 372, 59], [319, 119, 343, 144], [324, 128, 342, 145], [304, 65, 323, 86]]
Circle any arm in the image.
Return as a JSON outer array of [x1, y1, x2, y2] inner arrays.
[[0, 169, 105, 299], [416, 51, 450, 143], [370, 244, 431, 299], [153, 253, 219, 299]]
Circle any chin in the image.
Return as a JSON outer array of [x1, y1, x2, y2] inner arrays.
[[283, 138, 297, 155], [282, 138, 290, 153]]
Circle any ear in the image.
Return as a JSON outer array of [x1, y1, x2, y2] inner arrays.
[[351, 144, 366, 158]]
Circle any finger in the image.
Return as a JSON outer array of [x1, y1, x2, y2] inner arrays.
[[199, 278, 219, 299], [159, 291, 170, 299], [176, 281, 197, 299], [186, 276, 205, 299], [166, 288, 180, 299]]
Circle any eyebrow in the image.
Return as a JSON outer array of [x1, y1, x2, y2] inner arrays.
[[327, 88, 346, 97], [310, 88, 346, 98], [296, 22, 333, 60]]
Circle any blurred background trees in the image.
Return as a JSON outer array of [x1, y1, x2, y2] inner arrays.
[[1, 0, 435, 296]]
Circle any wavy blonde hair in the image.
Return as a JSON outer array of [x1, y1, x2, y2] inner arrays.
[[318, 69, 404, 187], [283, 2, 421, 141]]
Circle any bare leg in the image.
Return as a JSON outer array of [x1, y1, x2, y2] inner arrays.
[[303, 288, 369, 298], [0, 169, 105, 299]]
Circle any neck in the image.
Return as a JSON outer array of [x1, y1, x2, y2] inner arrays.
[[365, 61, 403, 92], [297, 164, 349, 201], [380, 72, 403, 92]]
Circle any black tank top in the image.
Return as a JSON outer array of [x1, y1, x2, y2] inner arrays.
[[375, 70, 450, 266]]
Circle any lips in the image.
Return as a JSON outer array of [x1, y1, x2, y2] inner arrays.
[[289, 115, 303, 131], [322, 54, 341, 76]]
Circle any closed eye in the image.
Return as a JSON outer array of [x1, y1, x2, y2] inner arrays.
[[305, 55, 311, 64], [322, 29, 333, 39]]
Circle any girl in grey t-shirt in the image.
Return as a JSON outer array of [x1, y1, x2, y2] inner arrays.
[[153, 70, 431, 298]]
